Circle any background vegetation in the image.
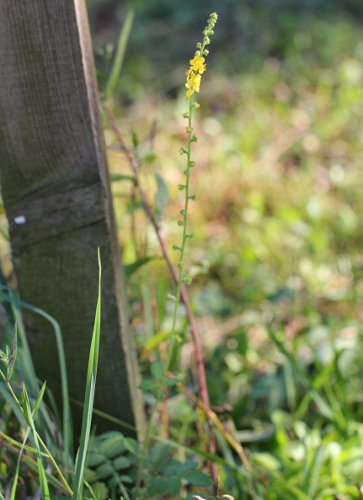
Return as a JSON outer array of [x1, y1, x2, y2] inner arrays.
[[1, 1, 363, 498]]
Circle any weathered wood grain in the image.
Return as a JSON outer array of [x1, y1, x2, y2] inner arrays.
[[0, 0, 144, 439]]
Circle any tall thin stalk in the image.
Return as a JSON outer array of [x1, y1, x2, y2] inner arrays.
[[127, 12, 219, 495]]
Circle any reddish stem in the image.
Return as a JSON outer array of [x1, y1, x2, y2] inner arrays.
[[106, 108, 218, 493]]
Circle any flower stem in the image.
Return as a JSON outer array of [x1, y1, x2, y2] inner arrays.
[[166, 96, 194, 372], [135, 97, 195, 494]]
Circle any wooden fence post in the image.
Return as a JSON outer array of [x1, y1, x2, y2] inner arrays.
[[0, 0, 144, 439]]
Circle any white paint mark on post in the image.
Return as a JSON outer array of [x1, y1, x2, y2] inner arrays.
[[14, 215, 26, 225]]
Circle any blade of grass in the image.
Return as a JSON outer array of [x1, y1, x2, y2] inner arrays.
[[21, 384, 50, 499], [268, 329, 334, 420], [10, 428, 31, 500], [72, 249, 102, 499], [84, 481, 98, 500], [2, 438, 69, 493], [104, 10, 134, 99], [0, 430, 42, 456], [0, 287, 72, 470]]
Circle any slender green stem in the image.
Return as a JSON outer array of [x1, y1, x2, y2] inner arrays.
[[136, 98, 195, 494], [166, 96, 194, 371], [38, 436, 73, 496], [0, 369, 20, 405], [135, 14, 218, 492]]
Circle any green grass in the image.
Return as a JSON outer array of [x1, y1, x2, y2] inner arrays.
[[0, 252, 103, 499]]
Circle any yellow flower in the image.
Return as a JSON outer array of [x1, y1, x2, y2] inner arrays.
[[183, 12, 217, 100], [185, 71, 201, 99], [185, 67, 193, 79], [189, 55, 206, 74]]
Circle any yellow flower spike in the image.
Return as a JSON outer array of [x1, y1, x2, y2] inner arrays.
[[183, 12, 217, 101], [190, 55, 206, 74]]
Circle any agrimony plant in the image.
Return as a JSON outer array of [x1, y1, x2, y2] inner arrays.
[[168, 11, 218, 371], [137, 11, 218, 491]]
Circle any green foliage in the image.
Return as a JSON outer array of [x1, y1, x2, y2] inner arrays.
[[104, 9, 134, 99], [2, 2, 363, 499], [111, 6, 363, 498], [84, 432, 213, 499]]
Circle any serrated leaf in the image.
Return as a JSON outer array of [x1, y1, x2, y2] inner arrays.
[[165, 376, 180, 387], [139, 379, 159, 392], [151, 360, 164, 380], [95, 462, 114, 480], [167, 476, 182, 497], [166, 460, 198, 476], [91, 481, 109, 500], [124, 438, 138, 455], [86, 452, 105, 468], [84, 467, 97, 482], [113, 456, 131, 470], [148, 477, 167, 495], [119, 475, 133, 484], [184, 470, 213, 487], [100, 434, 126, 458]]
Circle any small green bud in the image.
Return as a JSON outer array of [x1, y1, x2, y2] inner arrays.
[[179, 148, 187, 155], [190, 135, 197, 143], [177, 220, 184, 226], [189, 161, 196, 167], [183, 276, 192, 285], [188, 194, 196, 200], [180, 209, 186, 216], [178, 184, 186, 191], [172, 245, 182, 252]]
